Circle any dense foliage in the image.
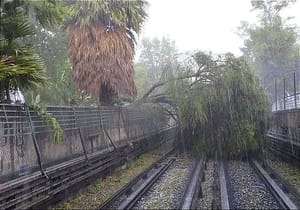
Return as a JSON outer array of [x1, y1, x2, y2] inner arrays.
[[0, 0, 48, 102], [143, 52, 270, 158]]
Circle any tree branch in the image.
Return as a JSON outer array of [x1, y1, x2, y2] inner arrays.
[[140, 72, 201, 101]]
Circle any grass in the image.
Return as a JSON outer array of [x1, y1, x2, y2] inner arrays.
[[265, 152, 300, 195]]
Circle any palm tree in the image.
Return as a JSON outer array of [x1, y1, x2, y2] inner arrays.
[[0, 5, 46, 102], [0, 0, 65, 103], [68, 0, 148, 105]]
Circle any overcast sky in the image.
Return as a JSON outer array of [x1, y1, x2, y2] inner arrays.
[[137, 0, 300, 56]]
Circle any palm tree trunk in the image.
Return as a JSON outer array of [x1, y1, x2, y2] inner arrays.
[[0, 79, 11, 103], [0, 80, 5, 102], [99, 84, 115, 106], [5, 79, 11, 103]]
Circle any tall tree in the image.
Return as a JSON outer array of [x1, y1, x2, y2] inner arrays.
[[137, 36, 178, 95], [0, 0, 64, 102], [240, 0, 300, 96], [68, 0, 148, 105]]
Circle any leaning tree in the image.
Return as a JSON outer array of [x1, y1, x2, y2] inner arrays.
[[68, 0, 148, 105]]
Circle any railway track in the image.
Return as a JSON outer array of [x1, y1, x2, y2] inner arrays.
[[261, 158, 300, 207], [99, 152, 299, 210], [98, 148, 177, 209], [99, 153, 208, 210], [178, 156, 205, 209], [219, 159, 298, 210]]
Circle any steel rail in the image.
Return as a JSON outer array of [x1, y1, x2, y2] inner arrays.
[[98, 147, 177, 210], [219, 160, 230, 210], [251, 159, 298, 210], [261, 159, 300, 206], [178, 156, 205, 209], [117, 158, 175, 210]]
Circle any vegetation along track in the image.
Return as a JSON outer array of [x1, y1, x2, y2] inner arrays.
[[219, 159, 298, 209], [262, 158, 300, 207]]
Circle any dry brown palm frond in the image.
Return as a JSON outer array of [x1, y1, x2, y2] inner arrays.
[[68, 21, 136, 99]]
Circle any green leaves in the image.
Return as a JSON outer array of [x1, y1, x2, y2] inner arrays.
[[0, 40, 48, 90], [30, 95, 63, 142], [241, 0, 299, 95], [31, 0, 67, 28], [69, 0, 148, 35], [0, 11, 35, 42], [163, 52, 269, 158]]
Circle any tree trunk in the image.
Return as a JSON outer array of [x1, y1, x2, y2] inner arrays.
[[0, 79, 11, 103], [178, 120, 187, 157], [99, 84, 116, 106], [0, 80, 5, 102]]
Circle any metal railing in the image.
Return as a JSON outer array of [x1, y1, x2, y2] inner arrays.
[[272, 72, 300, 112], [0, 104, 166, 138], [0, 104, 174, 180], [272, 92, 300, 111]]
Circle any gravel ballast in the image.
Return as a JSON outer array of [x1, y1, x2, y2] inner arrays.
[[226, 160, 280, 209], [197, 159, 215, 209], [134, 157, 193, 209]]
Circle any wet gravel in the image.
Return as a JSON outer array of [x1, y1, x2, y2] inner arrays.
[[197, 160, 215, 209], [134, 157, 193, 209], [226, 160, 280, 209]]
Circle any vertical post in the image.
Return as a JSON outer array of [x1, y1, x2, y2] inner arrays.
[[25, 104, 48, 179], [294, 72, 297, 109], [275, 79, 278, 111], [283, 78, 286, 110], [72, 107, 88, 161], [118, 107, 121, 141]]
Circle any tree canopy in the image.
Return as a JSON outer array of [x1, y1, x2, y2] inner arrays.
[[135, 36, 178, 96], [141, 52, 269, 157], [240, 0, 300, 96]]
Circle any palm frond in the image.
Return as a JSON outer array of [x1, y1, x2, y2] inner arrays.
[[69, 0, 148, 39], [0, 9, 36, 42]]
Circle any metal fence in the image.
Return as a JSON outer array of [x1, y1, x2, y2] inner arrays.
[[0, 104, 174, 181], [272, 71, 300, 111]]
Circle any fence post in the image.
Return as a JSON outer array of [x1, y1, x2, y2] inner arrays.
[[283, 78, 286, 110], [275, 79, 278, 111], [72, 107, 89, 161], [294, 72, 297, 109], [24, 104, 48, 179], [99, 106, 120, 156]]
